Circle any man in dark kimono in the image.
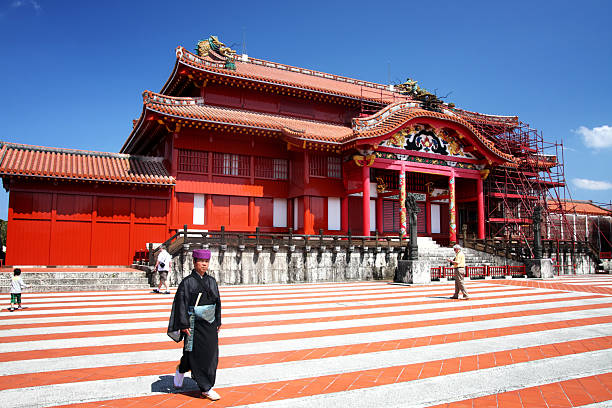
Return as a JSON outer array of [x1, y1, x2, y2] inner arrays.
[[167, 249, 222, 401]]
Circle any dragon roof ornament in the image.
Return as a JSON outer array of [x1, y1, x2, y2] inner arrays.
[[196, 35, 237, 70], [395, 78, 454, 112]]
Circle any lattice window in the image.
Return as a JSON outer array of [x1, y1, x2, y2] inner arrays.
[[327, 156, 341, 178], [405, 172, 426, 192], [309, 155, 341, 179], [178, 149, 208, 173], [254, 157, 288, 180], [309, 154, 326, 177], [212, 153, 250, 176], [274, 159, 288, 180]]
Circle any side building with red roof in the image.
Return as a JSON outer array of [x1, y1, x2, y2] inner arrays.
[[0, 36, 568, 266]]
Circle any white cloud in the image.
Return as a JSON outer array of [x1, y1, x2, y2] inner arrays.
[[575, 125, 612, 149], [573, 178, 612, 190]]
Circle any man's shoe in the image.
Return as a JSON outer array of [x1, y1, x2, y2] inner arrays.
[[153, 289, 160, 293], [203, 389, 220, 400], [164, 291, 171, 294], [17, 306, 23, 309], [450, 296, 458, 299], [173, 368, 184, 389], [8, 308, 14, 312]]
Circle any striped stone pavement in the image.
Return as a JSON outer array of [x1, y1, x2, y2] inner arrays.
[[1, 275, 612, 407]]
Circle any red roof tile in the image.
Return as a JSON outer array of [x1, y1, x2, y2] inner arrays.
[[142, 91, 353, 144], [172, 47, 410, 103], [0, 142, 174, 186], [548, 200, 612, 216], [138, 92, 523, 163], [350, 102, 514, 162]]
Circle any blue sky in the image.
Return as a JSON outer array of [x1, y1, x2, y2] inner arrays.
[[0, 0, 610, 219]]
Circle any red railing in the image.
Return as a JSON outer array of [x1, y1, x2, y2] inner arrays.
[[430, 265, 527, 279], [507, 266, 527, 276], [600, 252, 612, 259], [488, 266, 507, 277], [466, 266, 486, 278]]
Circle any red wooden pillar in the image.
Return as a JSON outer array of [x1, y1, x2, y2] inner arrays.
[[248, 197, 255, 226], [376, 197, 383, 234], [477, 177, 485, 239], [205, 195, 213, 227], [341, 196, 349, 234], [304, 196, 314, 235], [399, 165, 406, 239], [287, 198, 293, 230], [362, 165, 370, 237], [426, 193, 431, 235], [449, 171, 457, 244]]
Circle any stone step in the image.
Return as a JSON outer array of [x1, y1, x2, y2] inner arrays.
[[0, 269, 153, 293], [0, 271, 148, 279], [0, 278, 150, 286], [0, 284, 154, 293]]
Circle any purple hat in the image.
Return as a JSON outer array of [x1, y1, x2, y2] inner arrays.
[[192, 249, 211, 260]]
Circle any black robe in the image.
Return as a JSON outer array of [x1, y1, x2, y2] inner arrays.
[[167, 270, 222, 392]]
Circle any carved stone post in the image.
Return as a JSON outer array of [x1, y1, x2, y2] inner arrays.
[[395, 194, 430, 284], [406, 194, 420, 260], [525, 205, 553, 278]]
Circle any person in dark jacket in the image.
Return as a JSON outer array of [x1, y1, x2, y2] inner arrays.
[[167, 249, 222, 400]]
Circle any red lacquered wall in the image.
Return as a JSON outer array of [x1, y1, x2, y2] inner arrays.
[[5, 183, 171, 266]]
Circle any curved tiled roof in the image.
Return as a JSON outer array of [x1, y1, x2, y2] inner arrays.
[[0, 142, 174, 186], [350, 102, 514, 162], [452, 107, 519, 127], [136, 93, 521, 163], [141, 91, 353, 144], [548, 200, 612, 216], [170, 47, 408, 103]]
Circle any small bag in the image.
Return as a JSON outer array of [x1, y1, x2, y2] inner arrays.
[[159, 262, 165, 268]]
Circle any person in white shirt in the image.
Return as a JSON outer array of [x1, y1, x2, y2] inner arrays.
[[154, 245, 172, 294], [447, 244, 470, 300], [9, 268, 27, 311]]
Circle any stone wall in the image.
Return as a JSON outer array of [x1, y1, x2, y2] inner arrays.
[[151, 245, 605, 287], [166, 247, 400, 286]]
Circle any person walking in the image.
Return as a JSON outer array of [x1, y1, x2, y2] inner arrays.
[[9, 268, 26, 311], [167, 249, 222, 401], [154, 245, 172, 294], [448, 244, 470, 300]]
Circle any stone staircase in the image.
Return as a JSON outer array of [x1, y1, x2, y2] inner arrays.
[[0, 268, 153, 293], [417, 237, 522, 268]]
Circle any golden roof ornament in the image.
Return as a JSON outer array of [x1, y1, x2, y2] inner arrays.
[[196, 35, 237, 70]]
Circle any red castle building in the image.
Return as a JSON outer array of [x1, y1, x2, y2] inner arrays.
[[0, 36, 566, 266]]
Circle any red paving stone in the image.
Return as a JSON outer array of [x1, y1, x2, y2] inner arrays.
[[2, 278, 610, 407]]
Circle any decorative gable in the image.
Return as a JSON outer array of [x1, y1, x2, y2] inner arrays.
[[380, 124, 477, 159]]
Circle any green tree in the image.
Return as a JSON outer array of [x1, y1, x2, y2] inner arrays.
[[0, 219, 6, 249]]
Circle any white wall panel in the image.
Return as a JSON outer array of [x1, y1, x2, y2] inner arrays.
[[193, 194, 205, 225], [273, 198, 287, 228], [327, 197, 341, 230]]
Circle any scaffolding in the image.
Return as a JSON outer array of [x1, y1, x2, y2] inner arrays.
[[454, 110, 579, 255], [356, 90, 586, 258]]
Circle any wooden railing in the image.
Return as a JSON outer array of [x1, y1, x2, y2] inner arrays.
[[146, 226, 409, 266], [462, 236, 598, 263]]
